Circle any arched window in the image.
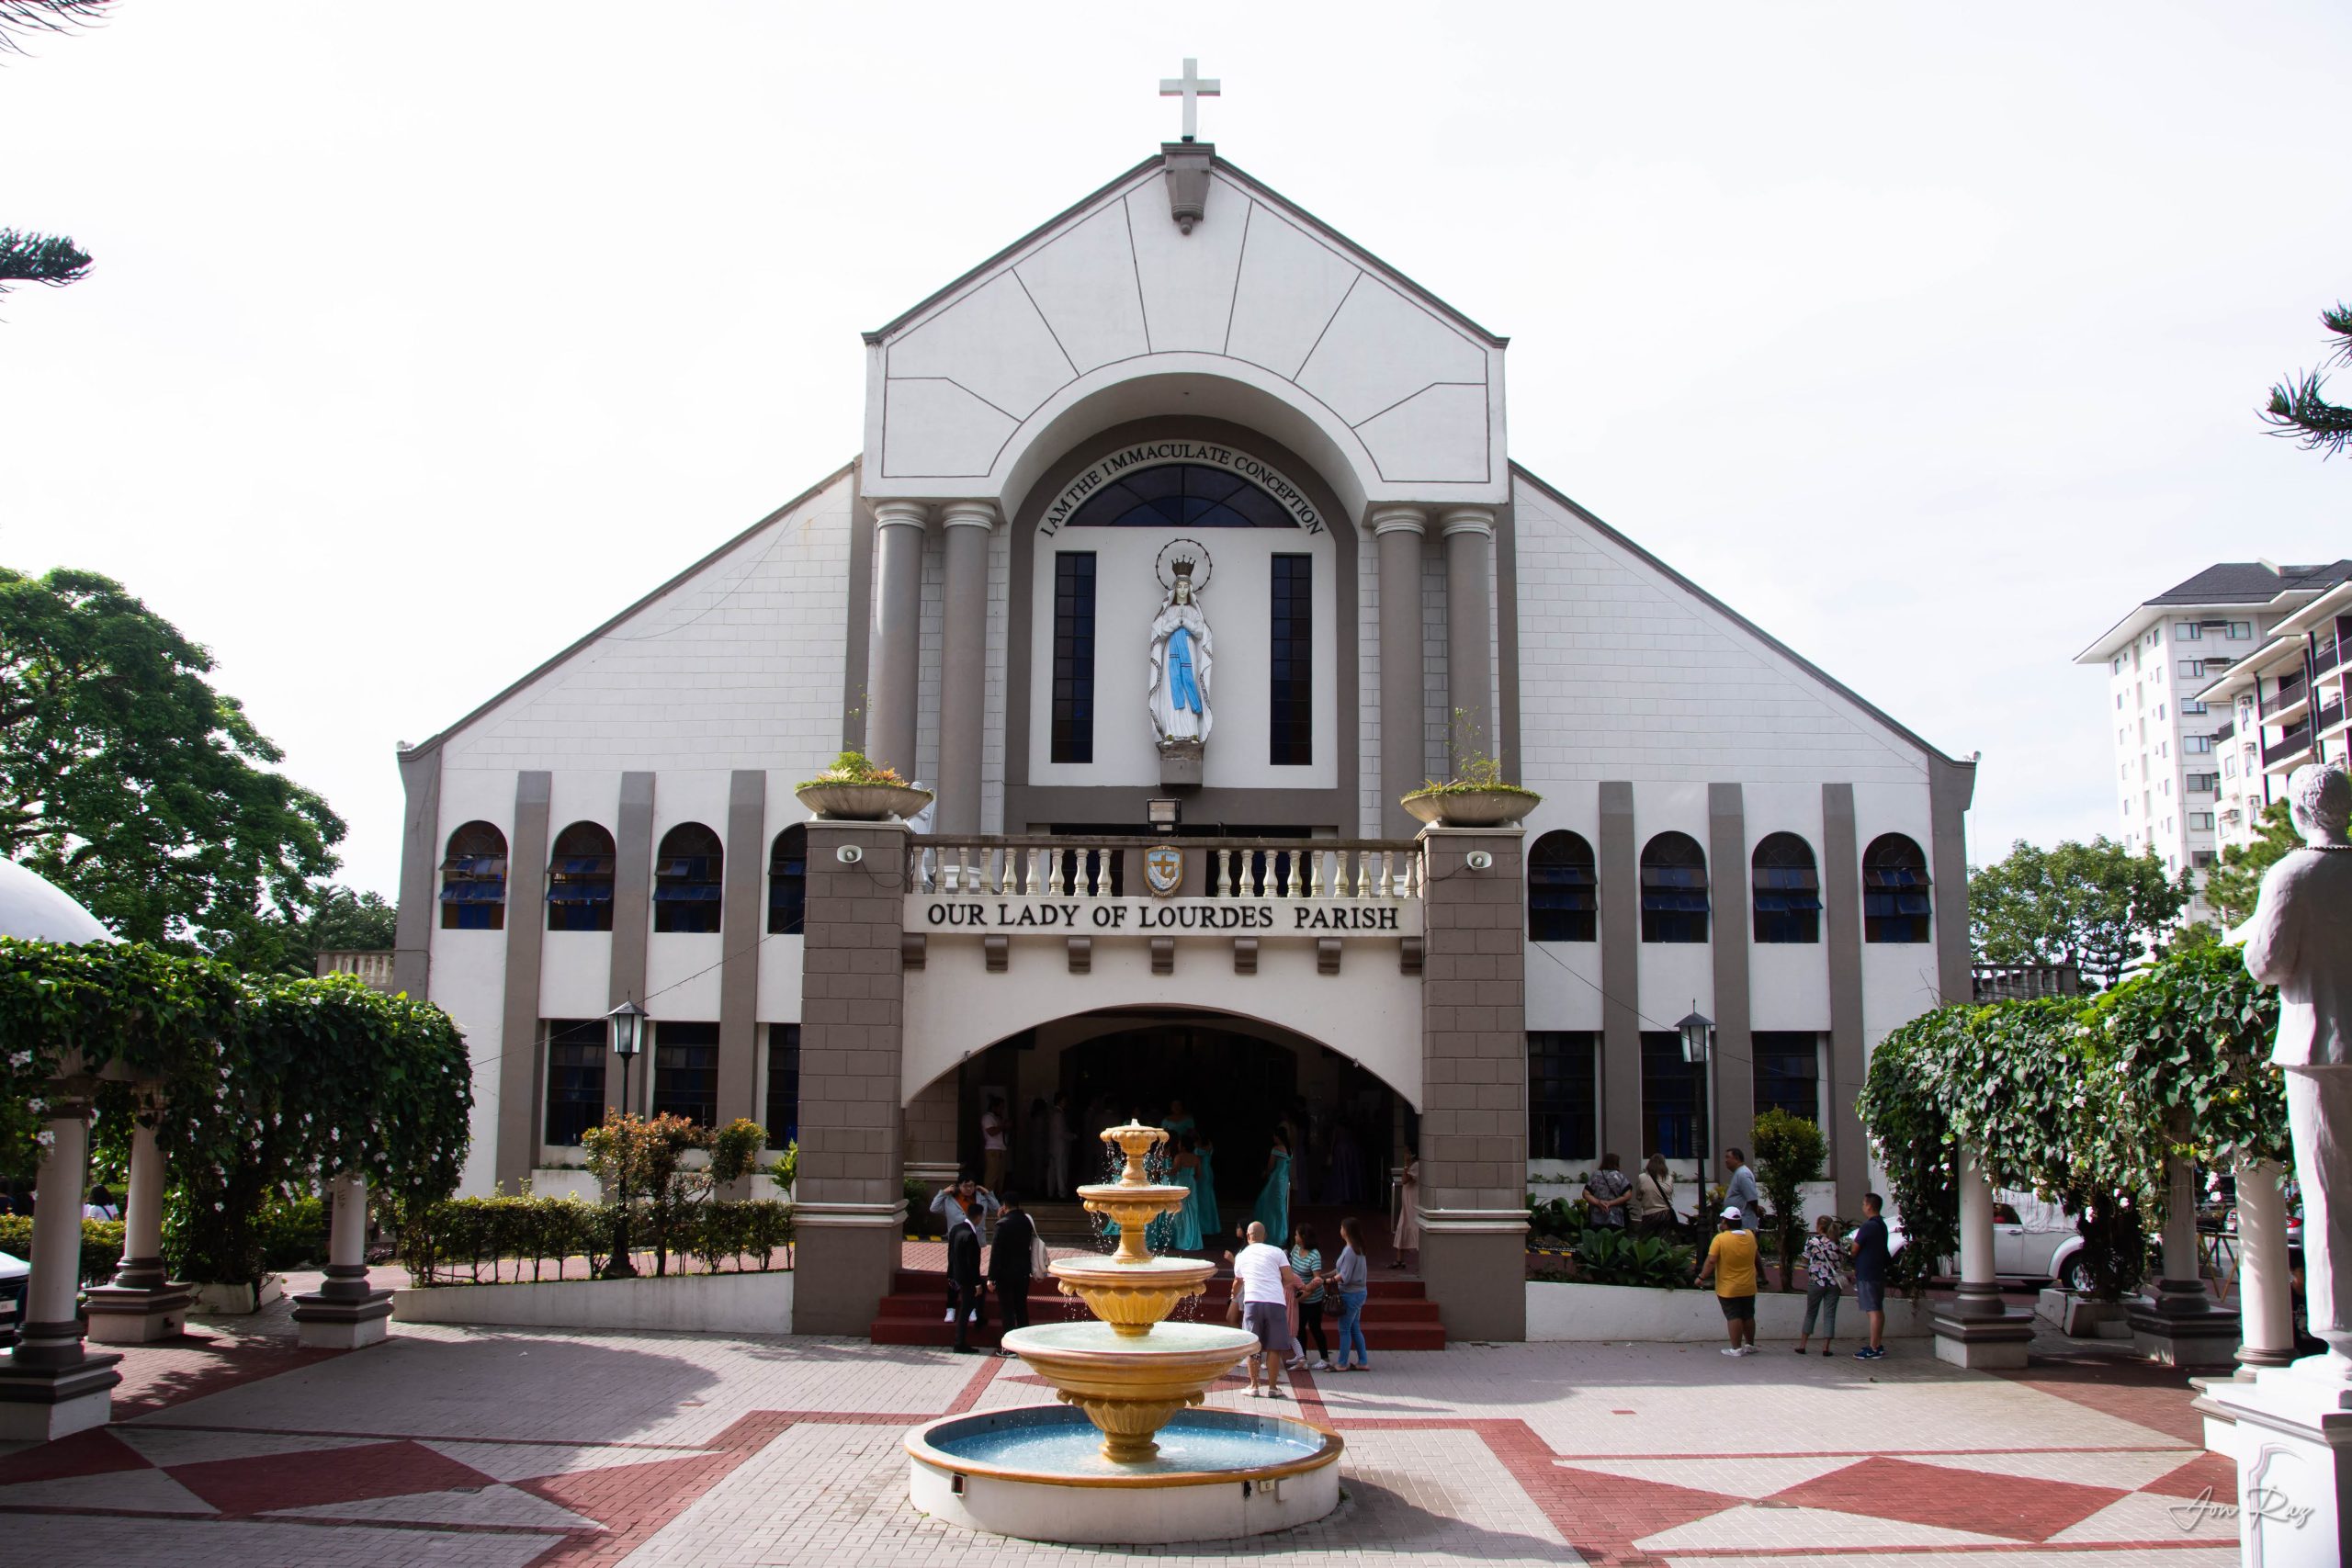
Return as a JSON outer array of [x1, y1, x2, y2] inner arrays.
[[768, 825, 808, 935], [1863, 833, 1932, 943], [1751, 832, 1820, 944], [1527, 830, 1597, 942], [1062, 462, 1299, 529], [547, 821, 616, 932], [1639, 831, 1708, 943], [439, 821, 507, 931], [653, 824, 723, 934]]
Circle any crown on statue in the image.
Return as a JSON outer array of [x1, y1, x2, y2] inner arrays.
[[1170, 553, 1197, 581]]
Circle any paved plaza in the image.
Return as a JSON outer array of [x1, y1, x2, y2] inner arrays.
[[0, 1275, 2245, 1568]]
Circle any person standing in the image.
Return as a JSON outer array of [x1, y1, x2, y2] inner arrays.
[[1724, 1147, 1765, 1285], [1253, 1130, 1292, 1247], [1233, 1221, 1302, 1398], [989, 1191, 1037, 1354], [83, 1184, 120, 1222], [1329, 1214, 1373, 1371], [1630, 1154, 1676, 1236], [1288, 1221, 1329, 1371], [1696, 1204, 1760, 1356], [1391, 1148, 1421, 1270], [931, 1175, 998, 1325], [1046, 1091, 1072, 1199], [946, 1197, 987, 1354], [1849, 1191, 1893, 1360], [980, 1096, 1010, 1195], [1195, 1134, 1223, 1236], [1023, 1098, 1051, 1190], [1585, 1153, 1632, 1229], [1168, 1134, 1205, 1253], [1793, 1213, 1845, 1356]]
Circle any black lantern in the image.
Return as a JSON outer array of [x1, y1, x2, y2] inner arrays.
[[1677, 1006, 1713, 1066]]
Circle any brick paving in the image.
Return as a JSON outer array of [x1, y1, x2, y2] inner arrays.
[[0, 1297, 2248, 1568]]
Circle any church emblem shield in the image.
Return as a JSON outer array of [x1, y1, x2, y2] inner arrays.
[[1145, 845, 1183, 897]]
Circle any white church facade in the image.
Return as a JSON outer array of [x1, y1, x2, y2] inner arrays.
[[390, 139, 1973, 1340]]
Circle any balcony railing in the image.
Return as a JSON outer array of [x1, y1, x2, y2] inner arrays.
[[316, 949, 398, 993], [1972, 963, 2081, 1004], [2318, 697, 2347, 739], [2266, 724, 2314, 770], [2317, 640, 2342, 679], [907, 836, 1426, 901]]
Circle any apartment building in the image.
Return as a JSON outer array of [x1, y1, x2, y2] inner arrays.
[[2194, 567, 2352, 847]]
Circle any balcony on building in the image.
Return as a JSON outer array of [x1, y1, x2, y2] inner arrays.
[[316, 948, 398, 993]]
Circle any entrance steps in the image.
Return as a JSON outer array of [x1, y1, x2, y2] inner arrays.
[[869, 1269, 1447, 1350]]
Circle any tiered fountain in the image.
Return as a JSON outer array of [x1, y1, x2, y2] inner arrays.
[[905, 1122, 1343, 1542]]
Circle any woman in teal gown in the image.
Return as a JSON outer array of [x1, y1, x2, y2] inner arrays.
[[1195, 1135, 1223, 1237], [1161, 1100, 1195, 1140], [1252, 1132, 1291, 1244], [1165, 1134, 1204, 1252]]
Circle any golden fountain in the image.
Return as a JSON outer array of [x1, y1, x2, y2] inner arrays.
[[904, 1121, 1343, 1541]]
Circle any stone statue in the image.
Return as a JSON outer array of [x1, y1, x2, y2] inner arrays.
[[1148, 556, 1213, 752], [2236, 761, 2352, 1374]]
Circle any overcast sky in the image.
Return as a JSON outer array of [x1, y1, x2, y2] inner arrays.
[[5, 5, 2347, 901]]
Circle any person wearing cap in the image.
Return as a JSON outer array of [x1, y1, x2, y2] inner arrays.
[[1695, 1203, 1761, 1356]]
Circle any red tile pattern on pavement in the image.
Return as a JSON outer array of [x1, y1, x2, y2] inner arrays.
[[1766, 1453, 2127, 1541], [169, 1438, 493, 1515], [1997, 1364, 2206, 1445]]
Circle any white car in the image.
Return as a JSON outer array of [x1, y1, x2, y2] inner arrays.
[[0, 1249, 27, 1348], [1845, 1194, 2088, 1288]]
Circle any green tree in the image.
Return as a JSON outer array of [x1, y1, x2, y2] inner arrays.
[[1, 4, 109, 301], [2202, 799, 2301, 927], [1968, 837, 2190, 989], [0, 568, 346, 958], [211, 886, 400, 979], [1749, 1108, 1826, 1292], [2261, 301, 2352, 457]]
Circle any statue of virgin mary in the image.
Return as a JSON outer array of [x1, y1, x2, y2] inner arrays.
[[1148, 556, 1213, 750]]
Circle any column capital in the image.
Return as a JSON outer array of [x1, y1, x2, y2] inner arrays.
[[1366, 503, 1429, 537], [1438, 505, 1496, 540], [939, 499, 1001, 531], [872, 499, 932, 531]]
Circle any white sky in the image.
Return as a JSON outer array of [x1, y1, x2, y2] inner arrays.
[[4, 4, 2347, 901]]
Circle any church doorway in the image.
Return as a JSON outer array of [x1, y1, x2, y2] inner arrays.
[[947, 1010, 1408, 1238]]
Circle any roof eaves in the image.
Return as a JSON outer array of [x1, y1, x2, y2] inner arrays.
[[1508, 461, 1966, 771], [401, 457, 861, 761]]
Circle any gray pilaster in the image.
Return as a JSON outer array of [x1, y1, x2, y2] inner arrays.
[[392, 746, 442, 998], [495, 772, 552, 1191], [794, 820, 911, 1336], [840, 463, 872, 752], [1598, 782, 1641, 1163], [606, 772, 657, 1119], [1928, 757, 1976, 1006], [1707, 783, 1754, 1166], [866, 502, 929, 777], [1823, 783, 1867, 1214], [1495, 499, 1521, 778], [718, 769, 767, 1133], [936, 502, 997, 835], [1417, 825, 1528, 1342], [1441, 508, 1496, 765], [1373, 507, 1429, 838]]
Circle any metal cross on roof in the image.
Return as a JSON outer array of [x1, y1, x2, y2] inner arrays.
[[1159, 57, 1220, 143]]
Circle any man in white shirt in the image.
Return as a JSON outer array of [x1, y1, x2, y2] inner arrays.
[[1233, 1221, 1302, 1398]]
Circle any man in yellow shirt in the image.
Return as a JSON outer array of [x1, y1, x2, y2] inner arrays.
[[1695, 1204, 1760, 1357]]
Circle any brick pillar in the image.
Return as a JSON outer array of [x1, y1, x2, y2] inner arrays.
[[1417, 825, 1529, 1342], [793, 819, 911, 1336], [903, 1074, 961, 1191]]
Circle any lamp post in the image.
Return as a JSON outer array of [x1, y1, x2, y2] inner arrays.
[[602, 998, 647, 1280], [1678, 1005, 1715, 1202]]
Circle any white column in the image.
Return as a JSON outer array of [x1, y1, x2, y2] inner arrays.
[[85, 1110, 194, 1344], [0, 1099, 121, 1440], [329, 1174, 368, 1272], [1956, 1147, 2002, 1307], [1931, 1146, 2032, 1368], [1439, 507, 1495, 768], [289, 1173, 392, 1349], [865, 501, 930, 780], [1372, 505, 1428, 838], [2235, 1156, 2297, 1369], [2128, 1122, 2239, 1368], [2162, 1145, 2201, 1293], [936, 501, 997, 840]]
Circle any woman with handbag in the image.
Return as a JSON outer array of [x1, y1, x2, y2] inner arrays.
[[1631, 1155, 1677, 1236]]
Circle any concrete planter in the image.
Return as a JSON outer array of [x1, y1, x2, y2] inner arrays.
[[1527, 1279, 1930, 1342], [1399, 787, 1540, 829], [796, 783, 933, 822], [190, 1274, 285, 1315], [2037, 1287, 2132, 1339], [393, 1267, 793, 1336]]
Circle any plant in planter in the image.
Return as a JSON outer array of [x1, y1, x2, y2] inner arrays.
[[1399, 710, 1541, 828], [1751, 1109, 1826, 1292], [794, 750, 933, 822], [1570, 1226, 1695, 1289]]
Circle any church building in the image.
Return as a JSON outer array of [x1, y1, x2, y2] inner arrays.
[[389, 127, 1973, 1342]]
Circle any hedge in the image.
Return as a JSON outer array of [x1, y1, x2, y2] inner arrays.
[[399, 1194, 792, 1286], [0, 1215, 125, 1284]]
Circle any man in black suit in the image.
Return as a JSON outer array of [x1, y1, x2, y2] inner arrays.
[[989, 1190, 1038, 1356], [947, 1196, 987, 1354]]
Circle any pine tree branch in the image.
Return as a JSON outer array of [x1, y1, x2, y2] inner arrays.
[[0, 0, 108, 57], [0, 228, 90, 295], [2260, 369, 2352, 457]]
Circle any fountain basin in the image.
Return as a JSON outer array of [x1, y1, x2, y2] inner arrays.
[[1048, 1254, 1216, 1337], [906, 1404, 1343, 1543], [1001, 1318, 1260, 1461]]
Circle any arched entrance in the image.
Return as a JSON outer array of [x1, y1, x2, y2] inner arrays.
[[933, 1008, 1412, 1244]]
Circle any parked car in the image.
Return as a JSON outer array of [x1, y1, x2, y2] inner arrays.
[[0, 1248, 27, 1348], [1992, 1200, 2092, 1291]]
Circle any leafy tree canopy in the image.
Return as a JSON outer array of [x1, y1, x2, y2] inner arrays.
[[1968, 836, 2190, 989], [0, 567, 346, 960], [2202, 798, 2301, 929]]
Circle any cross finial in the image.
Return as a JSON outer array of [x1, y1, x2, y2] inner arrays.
[[1159, 57, 1220, 143]]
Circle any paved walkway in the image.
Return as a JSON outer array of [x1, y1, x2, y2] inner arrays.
[[0, 1291, 2241, 1567]]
